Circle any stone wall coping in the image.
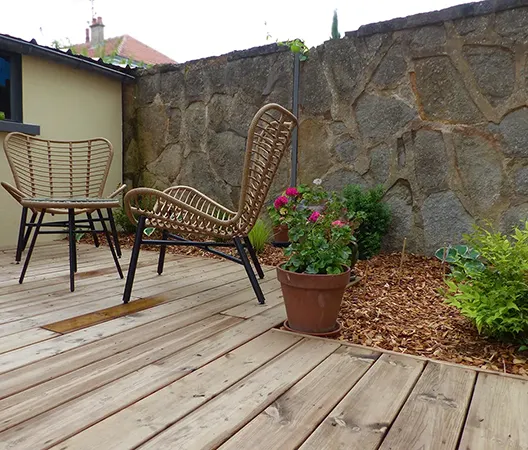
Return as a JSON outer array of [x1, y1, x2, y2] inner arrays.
[[345, 0, 528, 38], [139, 42, 289, 76]]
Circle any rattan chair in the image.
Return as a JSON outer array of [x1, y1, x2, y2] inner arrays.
[[123, 103, 298, 304], [1, 132, 126, 289]]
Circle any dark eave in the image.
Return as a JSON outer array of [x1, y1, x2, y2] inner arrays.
[[0, 34, 135, 82]]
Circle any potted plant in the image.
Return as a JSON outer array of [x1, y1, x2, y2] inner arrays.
[[276, 185, 360, 336], [268, 181, 328, 243]]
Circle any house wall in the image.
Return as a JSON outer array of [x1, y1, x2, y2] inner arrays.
[[124, 0, 528, 255], [0, 55, 123, 250]]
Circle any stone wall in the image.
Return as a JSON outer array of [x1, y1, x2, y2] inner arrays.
[[123, 0, 528, 254]]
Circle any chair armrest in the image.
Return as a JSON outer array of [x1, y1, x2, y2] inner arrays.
[[1, 181, 25, 204], [124, 186, 236, 227], [108, 184, 127, 199]]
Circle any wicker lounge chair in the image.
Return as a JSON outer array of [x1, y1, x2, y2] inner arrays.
[[1, 132, 126, 290], [122, 103, 298, 304]]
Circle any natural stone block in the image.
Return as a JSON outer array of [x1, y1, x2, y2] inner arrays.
[[356, 94, 417, 144], [413, 129, 449, 194], [159, 69, 184, 108], [463, 46, 515, 106], [514, 166, 528, 195], [322, 169, 367, 192], [454, 15, 489, 38], [382, 180, 415, 252], [414, 56, 485, 124], [422, 190, 474, 254], [372, 43, 407, 88], [181, 102, 207, 147], [207, 131, 247, 187], [369, 143, 391, 184], [500, 202, 528, 233], [136, 104, 170, 165], [298, 119, 332, 183], [300, 51, 332, 116], [495, 6, 528, 39], [409, 25, 446, 56], [499, 108, 528, 157], [335, 138, 360, 164], [146, 144, 182, 186], [137, 72, 160, 105], [453, 132, 504, 213]]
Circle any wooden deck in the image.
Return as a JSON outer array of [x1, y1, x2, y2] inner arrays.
[[0, 242, 526, 450]]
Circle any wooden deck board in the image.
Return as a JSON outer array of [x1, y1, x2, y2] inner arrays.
[[220, 345, 379, 450], [0, 243, 524, 450], [459, 373, 528, 450], [300, 353, 425, 450], [378, 362, 476, 450]]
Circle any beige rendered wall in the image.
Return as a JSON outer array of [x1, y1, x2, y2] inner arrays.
[[0, 55, 123, 250]]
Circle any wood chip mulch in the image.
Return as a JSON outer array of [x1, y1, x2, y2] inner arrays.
[[80, 233, 528, 377]]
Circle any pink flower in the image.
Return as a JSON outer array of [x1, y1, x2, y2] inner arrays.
[[274, 196, 289, 210], [285, 187, 300, 197], [332, 220, 345, 227], [308, 211, 321, 222]]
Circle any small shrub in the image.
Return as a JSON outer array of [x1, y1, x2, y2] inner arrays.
[[248, 219, 272, 254], [113, 205, 137, 234], [342, 184, 391, 259], [436, 222, 528, 340]]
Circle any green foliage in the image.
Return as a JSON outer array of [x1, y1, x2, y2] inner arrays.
[[331, 10, 341, 39], [271, 183, 360, 274], [436, 222, 528, 340], [277, 38, 309, 61], [248, 219, 272, 254], [342, 184, 391, 259], [0, 111, 5, 120], [114, 205, 137, 234]]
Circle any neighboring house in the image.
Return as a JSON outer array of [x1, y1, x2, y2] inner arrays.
[[71, 17, 176, 67], [0, 33, 134, 249]]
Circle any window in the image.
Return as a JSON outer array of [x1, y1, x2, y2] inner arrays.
[[0, 51, 21, 122]]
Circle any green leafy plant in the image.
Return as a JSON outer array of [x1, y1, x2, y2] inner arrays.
[[330, 9, 341, 39], [0, 111, 5, 120], [248, 219, 272, 254], [277, 38, 309, 61], [271, 184, 360, 274], [436, 222, 528, 340], [342, 184, 391, 259]]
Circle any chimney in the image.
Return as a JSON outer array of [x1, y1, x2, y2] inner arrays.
[[85, 28, 90, 43], [89, 16, 105, 46]]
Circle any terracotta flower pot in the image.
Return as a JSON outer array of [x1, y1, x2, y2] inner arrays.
[[276, 265, 351, 335], [272, 224, 289, 243]]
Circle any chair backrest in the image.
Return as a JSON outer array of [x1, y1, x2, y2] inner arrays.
[[236, 103, 298, 232], [3, 132, 113, 199]]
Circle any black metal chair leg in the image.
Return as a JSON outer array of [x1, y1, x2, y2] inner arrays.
[[243, 236, 265, 279], [97, 209, 123, 279], [234, 237, 265, 304], [68, 208, 76, 291], [107, 208, 121, 258], [21, 211, 37, 254], [15, 207, 28, 263], [86, 212, 100, 248], [19, 210, 45, 284], [123, 215, 146, 304], [158, 229, 168, 275]]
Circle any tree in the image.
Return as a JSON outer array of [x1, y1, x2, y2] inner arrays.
[[331, 9, 341, 40]]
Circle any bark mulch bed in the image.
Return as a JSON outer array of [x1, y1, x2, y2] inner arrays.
[[80, 233, 528, 377]]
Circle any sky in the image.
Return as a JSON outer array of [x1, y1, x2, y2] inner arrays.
[[1, 0, 467, 63]]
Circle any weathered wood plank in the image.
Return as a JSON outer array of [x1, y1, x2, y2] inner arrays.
[[138, 339, 340, 450], [0, 314, 241, 433], [0, 287, 284, 398], [49, 330, 302, 450], [459, 373, 528, 450], [220, 345, 379, 450], [300, 353, 425, 450], [378, 362, 476, 450], [0, 328, 59, 354], [0, 307, 287, 449]]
